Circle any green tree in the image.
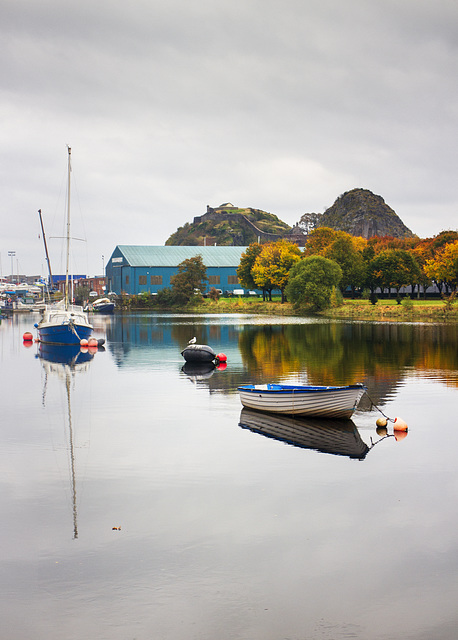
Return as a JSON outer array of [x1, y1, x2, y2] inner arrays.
[[170, 255, 208, 304], [237, 243, 262, 290], [285, 255, 342, 311], [252, 239, 302, 303], [323, 235, 366, 295], [367, 249, 421, 299]]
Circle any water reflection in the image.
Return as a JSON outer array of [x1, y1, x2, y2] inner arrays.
[[106, 314, 458, 409], [239, 408, 370, 459], [36, 343, 95, 540]]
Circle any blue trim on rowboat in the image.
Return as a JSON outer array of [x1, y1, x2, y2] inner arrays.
[[238, 384, 366, 394]]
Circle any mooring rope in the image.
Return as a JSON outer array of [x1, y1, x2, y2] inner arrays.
[[365, 391, 395, 423]]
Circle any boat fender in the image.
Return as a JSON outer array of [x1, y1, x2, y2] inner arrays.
[[97, 338, 106, 347], [215, 352, 227, 363], [376, 417, 387, 428], [80, 339, 89, 347], [393, 416, 408, 431], [88, 338, 98, 348]]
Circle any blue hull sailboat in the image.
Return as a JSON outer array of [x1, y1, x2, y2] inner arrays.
[[36, 147, 93, 345]]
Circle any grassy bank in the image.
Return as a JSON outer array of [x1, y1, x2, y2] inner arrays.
[[322, 298, 458, 322], [119, 295, 458, 321]]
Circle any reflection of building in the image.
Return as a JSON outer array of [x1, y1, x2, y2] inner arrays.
[[106, 246, 250, 295]]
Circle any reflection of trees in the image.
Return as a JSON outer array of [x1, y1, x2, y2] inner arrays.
[[238, 322, 458, 391]]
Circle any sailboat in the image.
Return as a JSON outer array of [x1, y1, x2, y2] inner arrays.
[[35, 147, 93, 345]]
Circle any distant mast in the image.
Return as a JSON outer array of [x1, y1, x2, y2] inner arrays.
[[38, 209, 54, 288]]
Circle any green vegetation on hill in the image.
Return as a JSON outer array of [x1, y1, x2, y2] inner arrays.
[[165, 206, 291, 246]]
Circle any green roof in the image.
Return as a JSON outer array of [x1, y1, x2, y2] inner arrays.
[[114, 245, 248, 267]]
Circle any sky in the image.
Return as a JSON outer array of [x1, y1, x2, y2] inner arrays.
[[1, 0, 457, 277]]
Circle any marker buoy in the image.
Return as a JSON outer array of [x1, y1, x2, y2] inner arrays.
[[216, 353, 227, 363], [80, 338, 88, 347], [23, 332, 33, 341], [88, 338, 98, 348], [393, 417, 408, 431], [376, 417, 387, 428]]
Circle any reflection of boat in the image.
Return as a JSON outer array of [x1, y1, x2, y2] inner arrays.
[[38, 342, 95, 366], [181, 361, 216, 380], [181, 344, 217, 363], [238, 383, 366, 419], [239, 408, 369, 459], [38, 342, 95, 539], [36, 147, 93, 345], [85, 297, 115, 314]]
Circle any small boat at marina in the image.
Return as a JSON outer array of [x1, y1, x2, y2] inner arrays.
[[238, 383, 366, 420], [181, 344, 217, 363], [85, 297, 115, 314], [35, 147, 93, 346], [239, 408, 369, 459]]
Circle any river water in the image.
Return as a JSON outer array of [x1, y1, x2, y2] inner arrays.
[[1, 312, 457, 640]]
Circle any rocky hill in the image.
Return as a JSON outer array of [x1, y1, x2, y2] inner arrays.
[[165, 202, 294, 246], [165, 191, 414, 247], [298, 189, 414, 239]]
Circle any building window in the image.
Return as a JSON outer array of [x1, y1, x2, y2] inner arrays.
[[125, 275, 129, 285], [150, 275, 163, 285], [139, 275, 147, 285], [228, 275, 239, 285], [208, 275, 220, 285]]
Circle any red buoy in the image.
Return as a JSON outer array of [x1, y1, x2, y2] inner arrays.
[[216, 353, 227, 363], [88, 338, 98, 348], [23, 332, 33, 341]]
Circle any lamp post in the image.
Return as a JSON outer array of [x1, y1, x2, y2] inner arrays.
[[8, 251, 15, 283]]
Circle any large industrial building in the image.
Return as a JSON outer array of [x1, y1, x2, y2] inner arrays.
[[106, 245, 252, 295]]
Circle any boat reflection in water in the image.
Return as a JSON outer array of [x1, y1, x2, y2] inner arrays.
[[239, 408, 370, 460], [181, 361, 216, 382], [37, 343, 96, 539], [37, 342, 96, 367]]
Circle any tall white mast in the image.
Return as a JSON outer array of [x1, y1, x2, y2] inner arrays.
[[65, 146, 72, 309]]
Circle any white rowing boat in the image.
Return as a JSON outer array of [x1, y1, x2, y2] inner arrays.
[[237, 383, 366, 419]]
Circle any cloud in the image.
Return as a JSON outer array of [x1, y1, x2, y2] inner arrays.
[[1, 0, 457, 275]]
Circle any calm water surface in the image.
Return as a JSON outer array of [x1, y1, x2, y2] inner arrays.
[[1, 312, 457, 640]]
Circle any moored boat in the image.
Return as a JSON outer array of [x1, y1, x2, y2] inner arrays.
[[181, 344, 217, 363], [85, 297, 115, 314], [238, 383, 366, 419]]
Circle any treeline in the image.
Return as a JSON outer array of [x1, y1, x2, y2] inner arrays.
[[237, 228, 458, 310]]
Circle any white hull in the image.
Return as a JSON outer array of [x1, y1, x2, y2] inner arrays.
[[238, 384, 366, 419]]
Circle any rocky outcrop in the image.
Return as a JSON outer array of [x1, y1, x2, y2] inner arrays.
[[298, 189, 414, 239]]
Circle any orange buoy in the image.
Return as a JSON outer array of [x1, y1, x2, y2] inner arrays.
[[88, 338, 98, 348], [23, 332, 33, 341], [216, 353, 227, 363], [393, 417, 408, 431], [80, 338, 88, 347]]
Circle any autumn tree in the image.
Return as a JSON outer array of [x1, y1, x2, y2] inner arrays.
[[425, 240, 458, 291], [237, 242, 262, 291], [252, 240, 302, 303], [170, 255, 208, 303], [286, 255, 342, 311]]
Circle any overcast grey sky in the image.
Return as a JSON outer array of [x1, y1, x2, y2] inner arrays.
[[1, 0, 457, 277]]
